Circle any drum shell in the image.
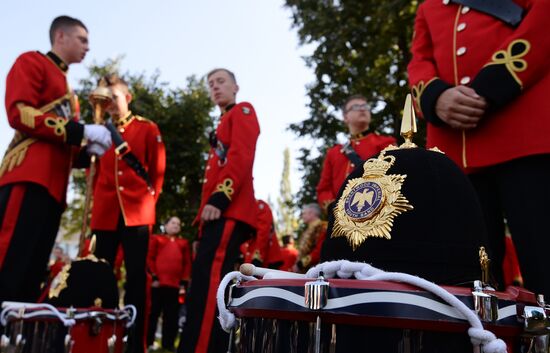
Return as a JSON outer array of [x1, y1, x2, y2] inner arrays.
[[2, 308, 129, 353], [228, 279, 537, 353]]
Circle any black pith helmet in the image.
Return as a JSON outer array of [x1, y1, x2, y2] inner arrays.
[[321, 147, 488, 286]]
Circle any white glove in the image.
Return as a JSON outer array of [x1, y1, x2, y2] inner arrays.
[[84, 125, 112, 149], [87, 142, 109, 157]]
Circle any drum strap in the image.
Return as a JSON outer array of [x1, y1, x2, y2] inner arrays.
[[105, 121, 154, 194]]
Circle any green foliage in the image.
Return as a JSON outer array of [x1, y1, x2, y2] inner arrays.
[[61, 58, 214, 241], [284, 0, 425, 205]]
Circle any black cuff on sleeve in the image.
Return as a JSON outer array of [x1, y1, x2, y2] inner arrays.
[[152, 274, 159, 282], [65, 121, 84, 146], [470, 65, 521, 112], [73, 147, 91, 169], [207, 192, 231, 212], [179, 280, 188, 288], [420, 79, 453, 127]]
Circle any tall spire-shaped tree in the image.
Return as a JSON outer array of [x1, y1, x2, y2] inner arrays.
[[276, 148, 298, 236]]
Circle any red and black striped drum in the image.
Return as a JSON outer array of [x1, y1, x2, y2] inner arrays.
[[227, 278, 546, 353], [0, 302, 136, 353]]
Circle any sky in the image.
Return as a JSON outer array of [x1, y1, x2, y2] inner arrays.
[[0, 0, 321, 208]]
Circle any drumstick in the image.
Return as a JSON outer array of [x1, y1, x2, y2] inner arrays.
[[239, 263, 305, 279]]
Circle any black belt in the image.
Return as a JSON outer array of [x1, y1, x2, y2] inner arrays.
[[451, 0, 523, 27], [104, 122, 154, 194]]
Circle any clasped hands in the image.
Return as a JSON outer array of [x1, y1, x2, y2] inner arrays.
[[435, 86, 487, 130]]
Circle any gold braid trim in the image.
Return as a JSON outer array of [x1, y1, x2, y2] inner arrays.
[[45, 117, 69, 141], [411, 77, 438, 116], [297, 219, 325, 260], [40, 92, 72, 113], [485, 39, 530, 89], [0, 137, 37, 177], [19, 106, 41, 128], [48, 263, 71, 299], [1, 92, 74, 176], [216, 178, 234, 200]]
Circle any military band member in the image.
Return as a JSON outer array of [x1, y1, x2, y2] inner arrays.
[[0, 16, 112, 304], [408, 0, 550, 297], [241, 199, 283, 269], [90, 74, 166, 353], [147, 216, 191, 351], [293, 203, 326, 273], [178, 68, 260, 353], [279, 234, 298, 272], [316, 95, 396, 211]]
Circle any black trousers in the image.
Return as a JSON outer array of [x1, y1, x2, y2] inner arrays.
[[469, 154, 550, 297], [93, 215, 149, 353], [0, 183, 63, 303], [147, 286, 180, 349], [178, 218, 251, 353]]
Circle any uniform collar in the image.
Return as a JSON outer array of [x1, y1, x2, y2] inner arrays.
[[114, 111, 135, 129], [46, 51, 69, 73], [350, 129, 370, 140], [221, 103, 236, 115]]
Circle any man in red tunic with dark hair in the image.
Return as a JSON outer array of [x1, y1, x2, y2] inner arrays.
[[241, 199, 283, 269], [0, 15, 111, 304]]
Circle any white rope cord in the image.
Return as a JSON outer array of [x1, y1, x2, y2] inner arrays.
[[121, 305, 138, 328], [0, 302, 136, 329], [306, 260, 507, 353], [0, 302, 75, 327], [217, 271, 257, 332]]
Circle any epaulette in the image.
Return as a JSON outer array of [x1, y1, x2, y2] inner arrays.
[[135, 115, 152, 123]]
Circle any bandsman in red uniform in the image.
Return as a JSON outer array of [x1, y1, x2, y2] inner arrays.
[[241, 199, 283, 269], [90, 74, 165, 353], [0, 16, 112, 303], [178, 68, 259, 353], [408, 0, 550, 297], [147, 216, 191, 351], [316, 94, 396, 211], [293, 203, 327, 273], [279, 234, 298, 272]]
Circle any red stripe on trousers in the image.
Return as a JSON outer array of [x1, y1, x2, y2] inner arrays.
[[0, 184, 26, 269], [195, 219, 235, 353]]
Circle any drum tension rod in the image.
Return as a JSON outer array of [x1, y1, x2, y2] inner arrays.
[[305, 272, 330, 353]]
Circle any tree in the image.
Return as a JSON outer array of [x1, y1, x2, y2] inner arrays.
[[276, 148, 299, 236], [61, 58, 214, 244], [284, 0, 423, 205]]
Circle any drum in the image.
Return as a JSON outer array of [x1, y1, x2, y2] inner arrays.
[[226, 278, 546, 353], [0, 302, 136, 353]]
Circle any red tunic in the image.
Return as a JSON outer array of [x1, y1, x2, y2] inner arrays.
[[90, 114, 166, 230], [1, 51, 84, 203], [503, 235, 523, 287], [408, 0, 550, 171], [197, 102, 260, 228], [279, 246, 298, 272], [241, 200, 283, 267], [148, 234, 191, 288], [316, 133, 396, 208]]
